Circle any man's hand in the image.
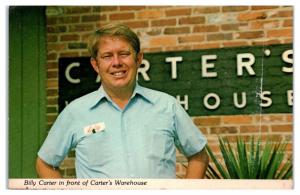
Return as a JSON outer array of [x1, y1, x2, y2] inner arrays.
[[185, 148, 209, 179]]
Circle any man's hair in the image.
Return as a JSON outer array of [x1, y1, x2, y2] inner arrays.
[[88, 23, 141, 59]]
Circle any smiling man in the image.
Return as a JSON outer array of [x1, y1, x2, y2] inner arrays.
[[36, 23, 209, 179]]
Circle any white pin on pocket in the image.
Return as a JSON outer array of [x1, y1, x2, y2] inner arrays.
[[84, 122, 105, 136]]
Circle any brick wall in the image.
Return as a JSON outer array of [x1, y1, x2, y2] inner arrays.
[[45, 6, 293, 178]]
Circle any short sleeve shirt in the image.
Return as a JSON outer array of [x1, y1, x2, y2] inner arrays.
[[38, 83, 207, 178]]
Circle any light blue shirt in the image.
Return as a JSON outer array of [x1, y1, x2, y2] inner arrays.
[[38, 83, 207, 178]]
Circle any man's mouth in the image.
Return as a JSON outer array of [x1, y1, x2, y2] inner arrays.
[[111, 70, 127, 78]]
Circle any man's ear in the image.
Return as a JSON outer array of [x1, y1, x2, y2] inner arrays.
[[136, 52, 144, 68], [90, 57, 99, 74]]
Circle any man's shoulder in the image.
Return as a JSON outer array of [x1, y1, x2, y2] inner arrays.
[[139, 86, 176, 103], [65, 90, 99, 111]]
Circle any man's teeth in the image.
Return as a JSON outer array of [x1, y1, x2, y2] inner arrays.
[[113, 71, 125, 76]]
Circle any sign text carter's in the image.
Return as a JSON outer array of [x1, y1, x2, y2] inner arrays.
[[59, 44, 293, 116]]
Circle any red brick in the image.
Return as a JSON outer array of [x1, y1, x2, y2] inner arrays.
[[151, 19, 176, 27], [223, 41, 249, 47], [47, 97, 58, 105], [47, 89, 58, 96], [255, 114, 285, 123], [192, 43, 220, 50], [149, 36, 177, 47], [251, 6, 279, 10], [165, 8, 191, 17], [59, 52, 79, 58], [64, 6, 91, 14], [193, 117, 221, 126], [47, 35, 58, 42], [221, 23, 248, 31], [238, 12, 267, 21], [193, 25, 219, 33], [47, 17, 57, 25], [120, 6, 146, 11], [137, 10, 163, 19], [81, 15, 102, 22], [164, 27, 190, 35], [207, 33, 233, 41], [178, 35, 205, 43], [60, 34, 80, 41], [283, 19, 293, 27], [250, 20, 280, 29], [47, 106, 57, 113], [283, 38, 293, 44], [267, 29, 293, 37], [124, 21, 149, 29], [252, 39, 281, 46], [47, 53, 57, 61], [142, 47, 162, 53], [57, 16, 80, 24], [270, 10, 293, 18], [222, 6, 249, 12], [68, 24, 94, 32], [240, 125, 268, 133], [47, 80, 58, 88], [193, 7, 220, 14], [48, 43, 67, 51], [223, 115, 253, 124], [47, 62, 58, 69], [286, 114, 293, 122], [109, 12, 135, 20], [145, 29, 162, 36], [210, 127, 238, 134], [179, 16, 205, 25], [47, 70, 58, 79], [237, 31, 264, 39], [96, 6, 118, 12], [271, 125, 293, 132], [47, 26, 67, 33], [165, 45, 192, 52]]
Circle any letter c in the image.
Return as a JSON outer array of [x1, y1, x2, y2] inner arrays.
[[65, 62, 81, 84]]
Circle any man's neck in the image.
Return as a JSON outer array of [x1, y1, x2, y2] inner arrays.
[[102, 84, 136, 109]]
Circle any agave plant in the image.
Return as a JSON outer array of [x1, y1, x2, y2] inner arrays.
[[205, 136, 292, 179]]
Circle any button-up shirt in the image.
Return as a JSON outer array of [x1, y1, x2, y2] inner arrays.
[[38, 83, 207, 178]]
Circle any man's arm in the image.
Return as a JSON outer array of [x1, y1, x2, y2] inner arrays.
[[36, 157, 63, 178], [185, 148, 209, 179]]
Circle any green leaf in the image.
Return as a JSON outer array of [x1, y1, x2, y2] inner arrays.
[[205, 144, 230, 179]]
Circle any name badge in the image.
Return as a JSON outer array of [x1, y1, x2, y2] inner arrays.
[[84, 122, 105, 135]]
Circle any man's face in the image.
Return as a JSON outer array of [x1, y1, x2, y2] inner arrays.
[[91, 36, 143, 92]]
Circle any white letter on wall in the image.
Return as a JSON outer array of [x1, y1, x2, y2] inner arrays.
[[237, 53, 256, 76], [260, 91, 272, 107], [282, 49, 293, 73], [203, 93, 220, 110], [137, 59, 150, 81], [202, 55, 217, 77], [176, 95, 189, 110], [287, 90, 293, 106], [233, 92, 247, 108], [166, 56, 183, 79], [65, 62, 81, 84]]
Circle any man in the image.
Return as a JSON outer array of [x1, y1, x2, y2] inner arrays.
[[36, 23, 209, 178]]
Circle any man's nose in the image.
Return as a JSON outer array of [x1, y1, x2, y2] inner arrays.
[[111, 55, 122, 66]]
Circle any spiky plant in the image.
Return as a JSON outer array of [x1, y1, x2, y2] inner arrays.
[[205, 136, 292, 179]]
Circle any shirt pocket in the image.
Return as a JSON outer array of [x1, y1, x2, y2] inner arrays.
[[78, 130, 112, 167]]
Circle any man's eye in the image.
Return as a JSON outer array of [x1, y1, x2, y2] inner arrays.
[[102, 55, 111, 59], [120, 52, 130, 57]]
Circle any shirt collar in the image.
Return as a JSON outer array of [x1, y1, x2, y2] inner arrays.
[[89, 82, 154, 109]]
